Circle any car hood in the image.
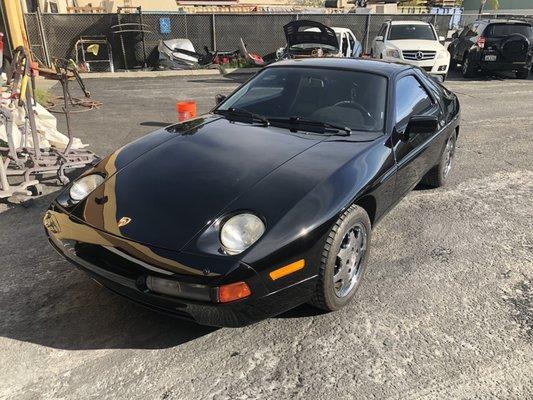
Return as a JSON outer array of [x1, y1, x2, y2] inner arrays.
[[387, 39, 445, 52], [284, 20, 339, 50], [71, 116, 325, 252]]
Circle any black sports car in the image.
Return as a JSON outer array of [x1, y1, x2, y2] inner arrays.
[[44, 59, 460, 327]]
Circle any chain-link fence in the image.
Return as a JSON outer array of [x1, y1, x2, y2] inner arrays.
[[25, 12, 457, 70], [458, 12, 533, 27]]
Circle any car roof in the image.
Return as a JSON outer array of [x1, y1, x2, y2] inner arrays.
[[331, 27, 351, 33], [389, 20, 431, 26], [478, 19, 531, 25], [267, 58, 411, 77]]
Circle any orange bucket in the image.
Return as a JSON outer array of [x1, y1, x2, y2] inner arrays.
[[176, 100, 197, 122]]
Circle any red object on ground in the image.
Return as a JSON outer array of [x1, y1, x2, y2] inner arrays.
[[176, 100, 197, 122]]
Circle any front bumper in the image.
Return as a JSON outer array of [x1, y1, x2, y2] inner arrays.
[[45, 211, 317, 327], [382, 55, 449, 75], [479, 60, 531, 72]]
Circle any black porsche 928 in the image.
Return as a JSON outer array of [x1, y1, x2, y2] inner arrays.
[[44, 59, 460, 327]]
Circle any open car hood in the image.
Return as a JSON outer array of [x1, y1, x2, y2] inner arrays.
[[284, 20, 339, 50]]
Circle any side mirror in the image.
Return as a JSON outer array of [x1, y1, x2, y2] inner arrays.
[[451, 32, 458, 39], [439, 35, 445, 42], [375, 35, 384, 42], [402, 115, 438, 140], [215, 94, 226, 105]]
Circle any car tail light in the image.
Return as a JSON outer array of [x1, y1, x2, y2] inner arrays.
[[477, 36, 486, 49], [217, 281, 251, 303]]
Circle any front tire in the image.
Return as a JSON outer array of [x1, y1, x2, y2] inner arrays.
[[310, 204, 371, 311], [422, 132, 457, 188], [516, 67, 530, 79]]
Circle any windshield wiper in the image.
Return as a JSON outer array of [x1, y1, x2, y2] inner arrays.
[[268, 116, 351, 136], [214, 108, 269, 127]]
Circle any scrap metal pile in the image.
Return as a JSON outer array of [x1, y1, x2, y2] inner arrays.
[[156, 20, 359, 70], [0, 47, 98, 200]]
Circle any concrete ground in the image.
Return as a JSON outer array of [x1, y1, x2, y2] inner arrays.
[[0, 70, 532, 399]]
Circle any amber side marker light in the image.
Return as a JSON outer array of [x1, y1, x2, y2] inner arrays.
[[217, 281, 252, 303], [269, 259, 305, 281]]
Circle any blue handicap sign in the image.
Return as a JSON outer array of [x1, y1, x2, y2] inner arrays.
[[160, 17, 171, 34]]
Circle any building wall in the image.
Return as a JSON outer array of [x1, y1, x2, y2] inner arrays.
[[463, 0, 533, 11]]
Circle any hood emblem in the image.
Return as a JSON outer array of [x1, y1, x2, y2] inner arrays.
[[118, 217, 132, 228], [416, 51, 424, 60]]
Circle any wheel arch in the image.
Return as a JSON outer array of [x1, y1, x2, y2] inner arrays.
[[353, 195, 377, 227]]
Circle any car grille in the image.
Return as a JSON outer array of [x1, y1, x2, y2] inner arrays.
[[421, 66, 433, 71], [403, 50, 436, 61]]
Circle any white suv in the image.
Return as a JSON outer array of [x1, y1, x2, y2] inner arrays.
[[371, 20, 450, 80]]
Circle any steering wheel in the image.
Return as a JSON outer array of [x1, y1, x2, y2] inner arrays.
[[333, 101, 376, 127]]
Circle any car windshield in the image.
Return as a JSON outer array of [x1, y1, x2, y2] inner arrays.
[[216, 67, 387, 133], [486, 23, 532, 37], [388, 24, 436, 40]]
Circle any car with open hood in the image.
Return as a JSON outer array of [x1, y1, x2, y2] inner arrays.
[[371, 20, 450, 80], [44, 59, 460, 327], [280, 20, 362, 59]]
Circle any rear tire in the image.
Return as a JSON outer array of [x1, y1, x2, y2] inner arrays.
[[461, 53, 476, 78], [310, 204, 371, 312], [422, 132, 457, 188], [516, 67, 530, 79]]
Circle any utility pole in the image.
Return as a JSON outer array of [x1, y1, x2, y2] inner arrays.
[[478, 0, 487, 15]]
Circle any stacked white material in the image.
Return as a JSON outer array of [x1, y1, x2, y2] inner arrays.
[[0, 94, 87, 150]]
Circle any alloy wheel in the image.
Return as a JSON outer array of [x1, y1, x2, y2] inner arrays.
[[443, 135, 456, 178], [333, 223, 367, 298]]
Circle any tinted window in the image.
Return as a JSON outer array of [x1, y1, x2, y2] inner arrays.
[[395, 75, 432, 125], [388, 24, 436, 40], [219, 67, 388, 132], [486, 23, 533, 37]]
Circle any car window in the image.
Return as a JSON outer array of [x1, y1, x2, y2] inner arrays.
[[218, 67, 388, 133], [486, 23, 533, 37], [395, 75, 433, 126], [388, 24, 436, 41], [348, 33, 355, 49]]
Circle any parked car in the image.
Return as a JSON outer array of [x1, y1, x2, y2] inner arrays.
[[447, 19, 533, 79], [371, 20, 450, 80], [44, 59, 460, 327], [280, 20, 362, 60], [305, 26, 363, 58]]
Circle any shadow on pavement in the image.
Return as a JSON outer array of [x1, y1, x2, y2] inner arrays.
[[276, 303, 328, 319], [0, 193, 216, 350]]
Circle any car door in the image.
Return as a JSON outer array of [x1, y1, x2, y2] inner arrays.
[[348, 31, 360, 57], [392, 73, 442, 197]]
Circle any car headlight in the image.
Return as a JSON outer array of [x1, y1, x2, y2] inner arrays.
[[386, 49, 400, 58], [69, 174, 105, 202], [220, 213, 265, 255], [437, 51, 448, 59]]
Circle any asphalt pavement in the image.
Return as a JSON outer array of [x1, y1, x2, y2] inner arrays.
[[0, 70, 532, 399]]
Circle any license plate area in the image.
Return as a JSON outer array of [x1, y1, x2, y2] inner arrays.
[[484, 54, 497, 61]]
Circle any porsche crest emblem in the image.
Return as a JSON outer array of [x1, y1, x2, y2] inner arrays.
[[118, 217, 132, 228]]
